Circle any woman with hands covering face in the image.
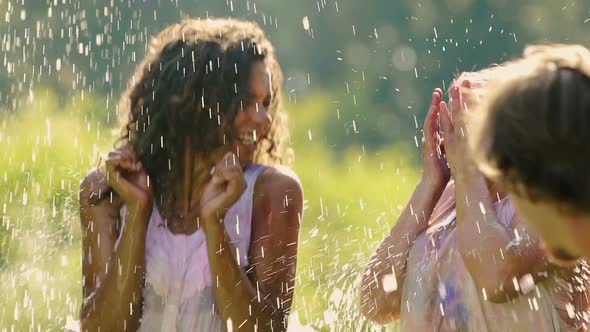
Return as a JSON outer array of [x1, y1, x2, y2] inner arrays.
[[361, 70, 589, 331]]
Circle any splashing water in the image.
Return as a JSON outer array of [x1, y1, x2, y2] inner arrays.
[[3, 0, 587, 331]]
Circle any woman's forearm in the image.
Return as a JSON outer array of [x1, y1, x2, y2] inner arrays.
[[454, 174, 507, 282], [454, 172, 546, 302], [360, 179, 446, 323], [80, 209, 149, 332], [203, 218, 283, 332]]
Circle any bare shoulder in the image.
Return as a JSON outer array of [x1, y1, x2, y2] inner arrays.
[[251, 165, 303, 231], [79, 168, 121, 228], [80, 168, 108, 200], [255, 165, 303, 200], [250, 165, 303, 262]]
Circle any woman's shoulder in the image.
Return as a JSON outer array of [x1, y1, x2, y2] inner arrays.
[[249, 165, 303, 237], [79, 168, 122, 227], [251, 165, 303, 218], [255, 165, 303, 194], [80, 169, 108, 203]]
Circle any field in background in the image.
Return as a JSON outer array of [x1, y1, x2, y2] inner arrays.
[[0, 90, 420, 331]]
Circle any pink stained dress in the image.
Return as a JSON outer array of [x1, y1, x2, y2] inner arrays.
[[115, 164, 267, 332], [400, 182, 588, 332]]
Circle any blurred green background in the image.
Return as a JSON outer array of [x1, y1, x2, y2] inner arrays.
[[0, 0, 589, 330]]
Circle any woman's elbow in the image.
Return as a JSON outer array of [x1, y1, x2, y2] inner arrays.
[[79, 300, 94, 331], [79, 304, 104, 332], [359, 286, 400, 324], [79, 300, 122, 332], [361, 301, 400, 325], [79, 317, 97, 332], [79, 315, 101, 332]]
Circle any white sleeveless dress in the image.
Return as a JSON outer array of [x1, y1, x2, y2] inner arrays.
[[116, 164, 267, 332]]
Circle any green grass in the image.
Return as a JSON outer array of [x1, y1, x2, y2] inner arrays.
[[0, 90, 419, 331]]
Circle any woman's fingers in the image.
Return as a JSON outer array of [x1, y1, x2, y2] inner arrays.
[[424, 92, 441, 145], [103, 160, 136, 201], [210, 175, 224, 185], [211, 152, 246, 191], [221, 152, 239, 168], [440, 101, 453, 135], [205, 158, 246, 215], [105, 156, 137, 173], [215, 166, 245, 188], [222, 168, 247, 198], [108, 147, 141, 170], [213, 153, 238, 174], [433, 88, 443, 105], [450, 85, 463, 118], [101, 146, 152, 211]]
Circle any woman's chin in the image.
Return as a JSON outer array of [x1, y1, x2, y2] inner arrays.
[[234, 144, 257, 165]]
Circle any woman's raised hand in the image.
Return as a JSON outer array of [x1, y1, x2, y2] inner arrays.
[[422, 88, 450, 189], [105, 146, 153, 214], [200, 152, 247, 221]]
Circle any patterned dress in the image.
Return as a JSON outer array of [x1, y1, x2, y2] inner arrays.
[[400, 182, 588, 332]]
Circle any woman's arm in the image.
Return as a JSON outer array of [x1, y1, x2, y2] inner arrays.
[[79, 147, 153, 331], [247, 168, 302, 329], [452, 151, 583, 305], [360, 90, 450, 323], [442, 82, 556, 303], [360, 179, 448, 323], [201, 159, 303, 331], [452, 168, 552, 302]]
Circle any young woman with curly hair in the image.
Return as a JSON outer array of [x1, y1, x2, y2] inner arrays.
[[78, 18, 303, 332]]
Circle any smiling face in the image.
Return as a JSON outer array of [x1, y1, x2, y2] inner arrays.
[[232, 61, 273, 165]]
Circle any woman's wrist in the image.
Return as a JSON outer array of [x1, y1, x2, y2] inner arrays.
[[126, 206, 151, 224], [449, 156, 480, 181], [201, 214, 225, 230], [419, 175, 448, 197], [408, 178, 447, 228]]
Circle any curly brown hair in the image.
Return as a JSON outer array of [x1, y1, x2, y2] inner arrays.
[[115, 18, 291, 198]]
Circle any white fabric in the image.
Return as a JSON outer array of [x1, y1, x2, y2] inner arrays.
[[117, 164, 266, 332]]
